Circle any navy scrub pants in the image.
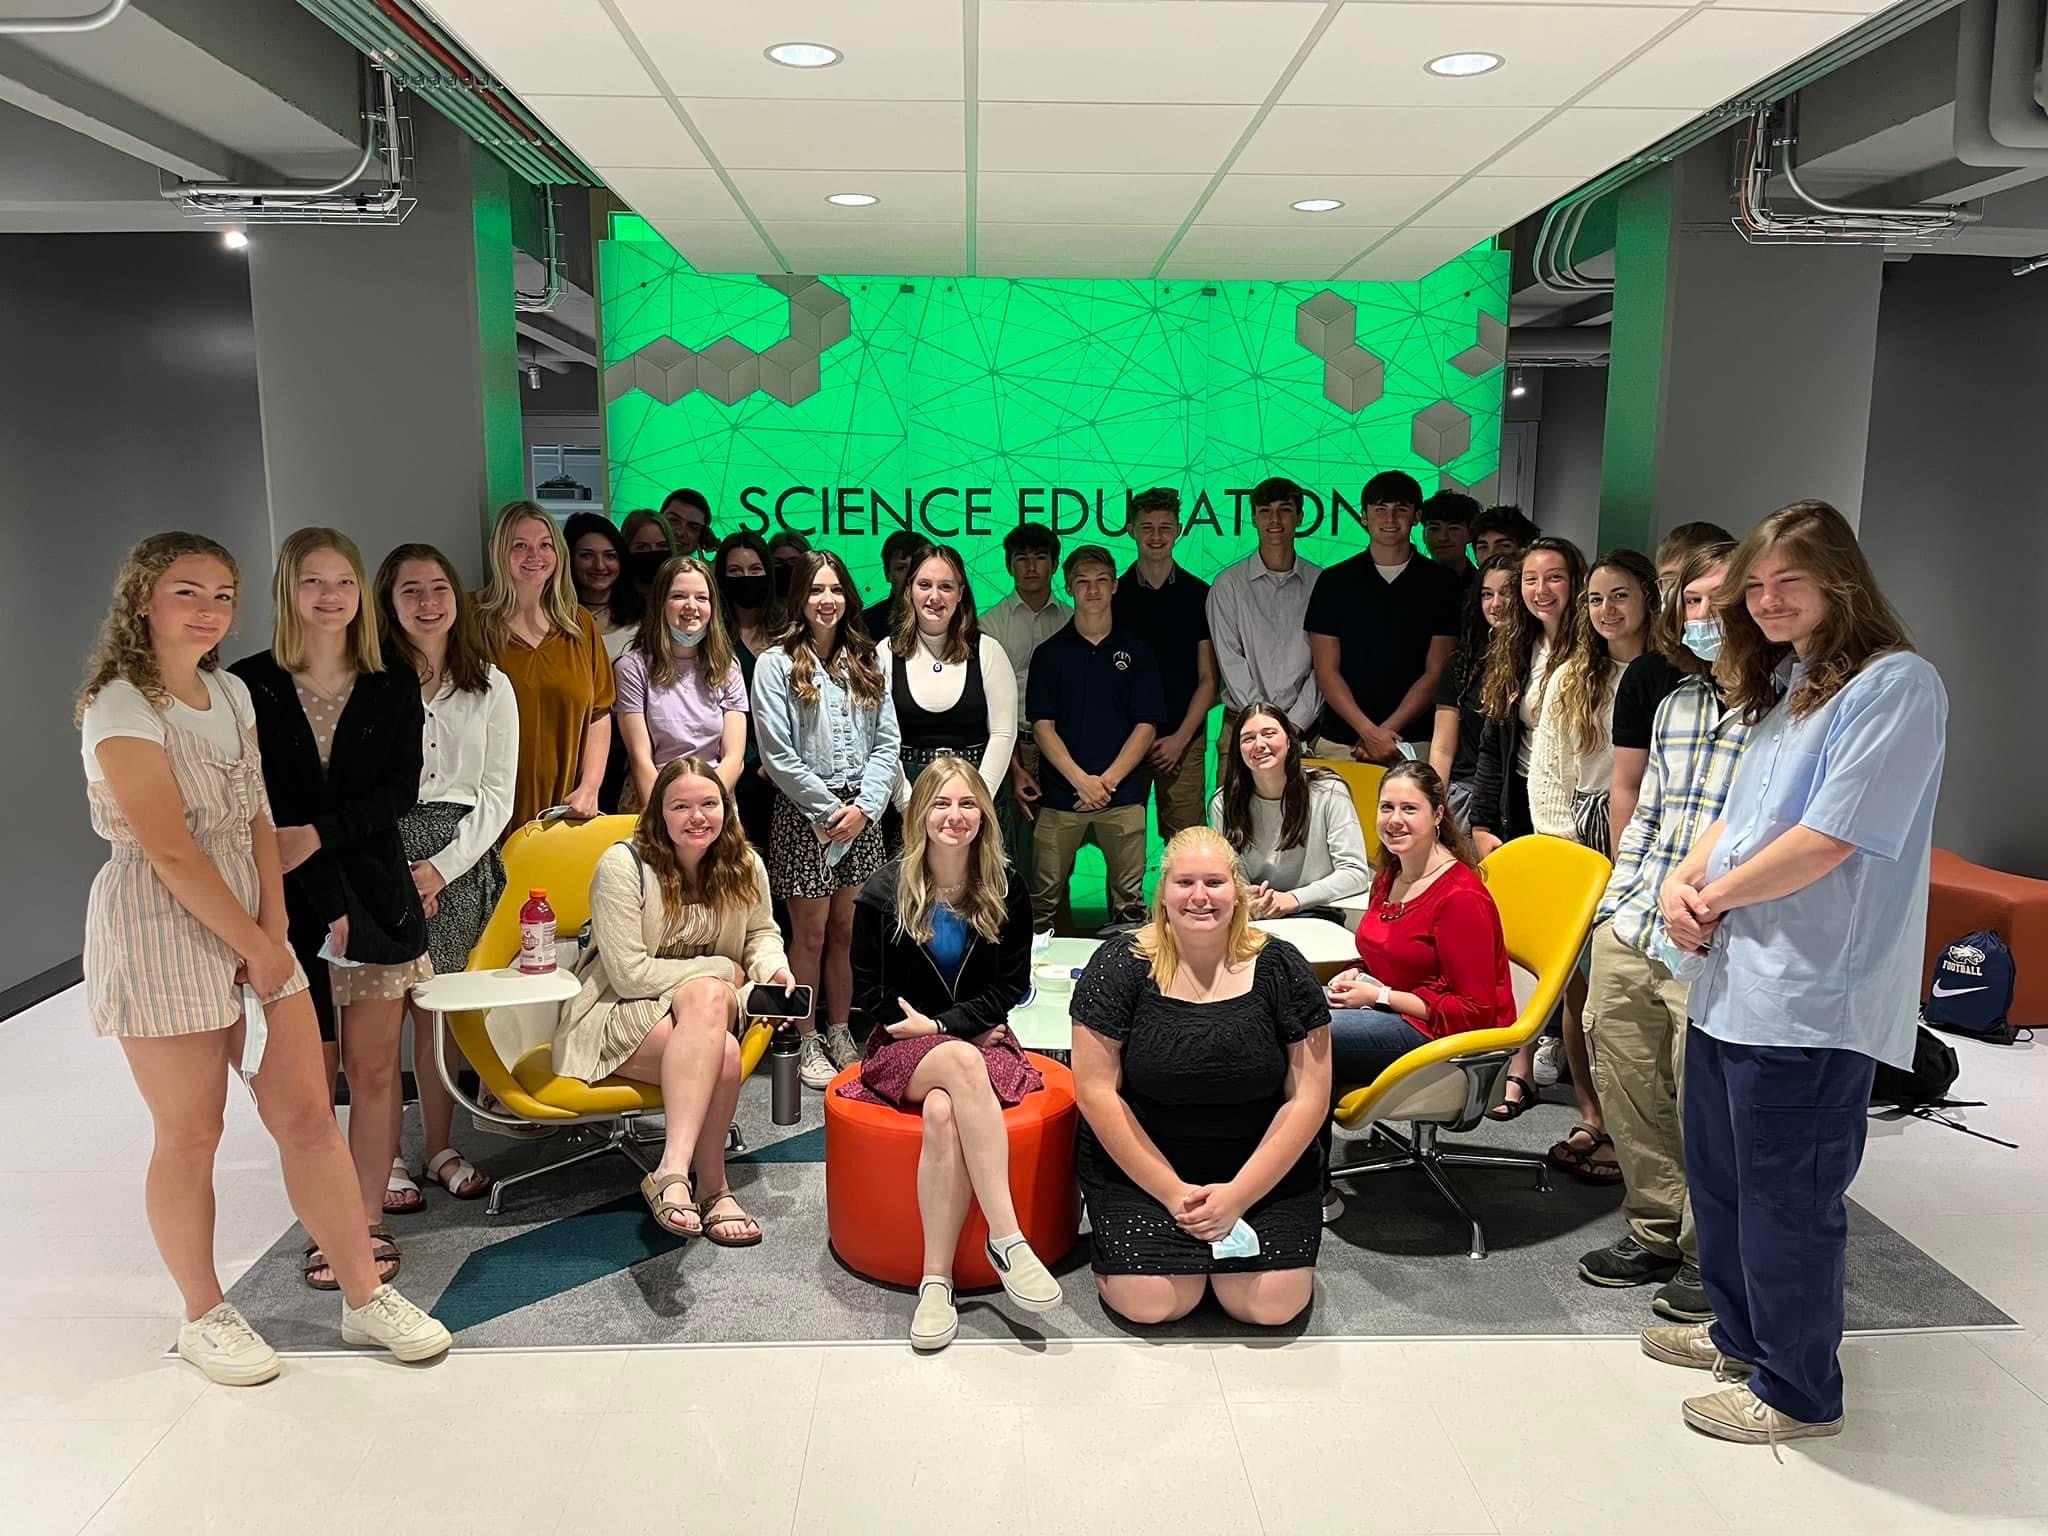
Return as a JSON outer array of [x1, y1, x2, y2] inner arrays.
[[1682, 1025, 1877, 1425]]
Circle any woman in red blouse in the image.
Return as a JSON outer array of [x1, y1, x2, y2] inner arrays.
[[1324, 761, 1516, 1085]]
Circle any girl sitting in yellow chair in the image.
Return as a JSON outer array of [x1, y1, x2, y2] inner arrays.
[[555, 756, 795, 1243]]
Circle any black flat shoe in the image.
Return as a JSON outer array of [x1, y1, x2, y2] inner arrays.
[[1654, 1262, 1715, 1322], [1579, 1234, 1681, 1288]]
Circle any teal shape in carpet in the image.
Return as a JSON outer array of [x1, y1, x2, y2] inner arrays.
[[433, 1194, 680, 1334], [733, 1125, 823, 1164]]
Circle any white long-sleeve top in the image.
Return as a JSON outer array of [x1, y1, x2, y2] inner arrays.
[[1527, 660, 1619, 839], [417, 665, 520, 883], [892, 631, 1019, 809], [1206, 551, 1323, 732], [1207, 775, 1371, 911]]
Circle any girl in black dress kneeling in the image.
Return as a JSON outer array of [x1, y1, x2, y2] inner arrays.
[[1072, 825, 1332, 1327], [845, 754, 1061, 1351]]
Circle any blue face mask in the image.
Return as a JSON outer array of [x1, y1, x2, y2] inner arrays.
[[668, 622, 706, 649], [1682, 618, 1722, 661]]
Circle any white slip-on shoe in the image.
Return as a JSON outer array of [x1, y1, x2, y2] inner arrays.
[[1640, 1321, 1753, 1378], [985, 1234, 1062, 1314], [910, 1278, 958, 1352], [1683, 1383, 1842, 1458], [341, 1285, 453, 1363], [177, 1302, 281, 1386]]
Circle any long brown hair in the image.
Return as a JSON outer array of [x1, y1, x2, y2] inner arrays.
[[1371, 761, 1481, 894], [1481, 536, 1589, 720], [477, 501, 582, 650], [1714, 499, 1912, 723], [77, 532, 238, 724], [632, 756, 758, 942], [776, 549, 886, 708], [1550, 547, 1656, 758], [1134, 827, 1268, 991], [1215, 702, 1339, 857], [1654, 540, 1735, 679], [890, 543, 980, 664], [896, 755, 1010, 945], [632, 555, 738, 692], [375, 543, 492, 694]]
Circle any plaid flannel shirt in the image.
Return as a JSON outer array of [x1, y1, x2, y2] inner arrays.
[[1600, 673, 1751, 956]]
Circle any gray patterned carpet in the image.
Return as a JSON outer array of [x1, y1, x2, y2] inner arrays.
[[223, 1075, 2012, 1352]]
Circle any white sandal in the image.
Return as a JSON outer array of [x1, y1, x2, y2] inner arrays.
[[424, 1147, 492, 1200], [382, 1159, 424, 1214]]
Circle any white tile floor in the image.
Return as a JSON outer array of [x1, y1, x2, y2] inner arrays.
[[3, 985, 2044, 1536]]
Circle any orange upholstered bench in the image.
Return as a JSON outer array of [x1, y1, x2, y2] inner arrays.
[[823, 1053, 1081, 1291], [1924, 849, 2048, 1027]]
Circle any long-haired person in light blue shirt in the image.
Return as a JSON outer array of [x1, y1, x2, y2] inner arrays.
[[1648, 500, 1946, 1450]]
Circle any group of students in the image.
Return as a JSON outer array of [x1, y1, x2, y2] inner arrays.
[[80, 481, 1944, 1453]]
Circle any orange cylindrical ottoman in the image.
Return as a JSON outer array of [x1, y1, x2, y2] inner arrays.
[[824, 1052, 1080, 1291]]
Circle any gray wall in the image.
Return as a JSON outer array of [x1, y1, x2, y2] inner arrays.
[[1860, 255, 2048, 878], [0, 233, 272, 994], [1531, 366, 1608, 557]]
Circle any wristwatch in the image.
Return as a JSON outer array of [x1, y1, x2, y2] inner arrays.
[[1375, 984, 1393, 1010]]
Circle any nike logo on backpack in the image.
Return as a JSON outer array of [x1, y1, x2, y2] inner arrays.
[[1930, 983, 1987, 999]]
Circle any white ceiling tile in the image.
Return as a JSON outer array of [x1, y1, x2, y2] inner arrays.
[[977, 261, 1166, 280], [601, 167, 748, 221], [978, 171, 1212, 224], [686, 99, 966, 171], [1198, 173, 1456, 226], [1286, 3, 1687, 109], [1712, 0, 1889, 12], [977, 223, 1178, 263], [1584, 9, 1862, 110], [1481, 105, 1696, 176], [980, 0, 1321, 105], [1236, 105, 1547, 176], [422, 0, 654, 95], [765, 221, 970, 275], [609, 0, 965, 100], [1408, 174, 1583, 228], [980, 102, 1256, 172], [727, 170, 966, 222], [1339, 227, 1498, 282], [526, 95, 706, 169], [1160, 222, 1391, 278], [649, 220, 781, 275]]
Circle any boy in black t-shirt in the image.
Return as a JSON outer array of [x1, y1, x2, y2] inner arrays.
[[1113, 488, 1216, 844]]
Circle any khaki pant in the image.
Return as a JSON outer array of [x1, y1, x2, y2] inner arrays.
[[1584, 920, 1695, 1261], [1151, 737, 1209, 844], [1032, 804, 1148, 932]]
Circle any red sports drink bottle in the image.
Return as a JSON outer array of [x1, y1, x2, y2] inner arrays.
[[517, 888, 557, 974]]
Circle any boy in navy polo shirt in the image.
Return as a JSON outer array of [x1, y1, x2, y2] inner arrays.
[[1026, 545, 1167, 932]]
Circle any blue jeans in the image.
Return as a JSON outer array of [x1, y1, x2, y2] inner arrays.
[[1328, 1008, 1431, 1086], [1683, 1025, 1876, 1424]]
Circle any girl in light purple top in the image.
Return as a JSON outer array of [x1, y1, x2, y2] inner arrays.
[[616, 556, 749, 807]]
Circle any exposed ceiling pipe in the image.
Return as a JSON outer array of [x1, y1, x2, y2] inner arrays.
[[1508, 325, 1612, 364], [0, 0, 130, 35], [515, 186, 562, 313], [2016, 251, 2048, 274], [1736, 106, 1976, 241], [1955, 0, 2048, 163]]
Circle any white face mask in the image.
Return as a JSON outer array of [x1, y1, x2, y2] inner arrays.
[[1682, 618, 1723, 661], [668, 619, 707, 649]]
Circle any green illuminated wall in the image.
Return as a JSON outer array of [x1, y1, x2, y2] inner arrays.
[[601, 215, 1508, 601]]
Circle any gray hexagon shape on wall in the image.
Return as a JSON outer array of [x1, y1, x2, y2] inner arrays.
[[1295, 289, 1357, 360], [602, 357, 638, 404], [789, 280, 852, 352], [697, 337, 761, 405], [1451, 312, 1508, 378], [1412, 399, 1472, 466], [760, 336, 822, 406], [1324, 345, 1385, 414], [634, 338, 698, 404]]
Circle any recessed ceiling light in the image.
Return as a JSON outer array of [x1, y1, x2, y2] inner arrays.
[[221, 229, 248, 251], [1426, 51, 1504, 78], [1292, 198, 1344, 214], [826, 192, 879, 207], [766, 41, 841, 69]]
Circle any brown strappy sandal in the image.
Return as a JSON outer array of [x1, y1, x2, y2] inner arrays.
[[698, 1189, 763, 1248], [640, 1172, 702, 1238]]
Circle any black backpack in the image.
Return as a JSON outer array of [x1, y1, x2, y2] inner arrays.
[[1870, 1025, 2014, 1147]]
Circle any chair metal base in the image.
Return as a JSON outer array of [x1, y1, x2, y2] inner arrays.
[[1327, 1122, 1551, 1259], [485, 1116, 658, 1215]]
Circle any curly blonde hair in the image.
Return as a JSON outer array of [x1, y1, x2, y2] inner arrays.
[[76, 532, 239, 725]]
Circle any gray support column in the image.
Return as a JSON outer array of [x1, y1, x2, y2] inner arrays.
[[246, 107, 519, 587], [1600, 133, 1886, 548]]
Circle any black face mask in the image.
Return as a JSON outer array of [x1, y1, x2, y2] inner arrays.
[[626, 550, 667, 587], [722, 573, 770, 611], [772, 562, 796, 598]]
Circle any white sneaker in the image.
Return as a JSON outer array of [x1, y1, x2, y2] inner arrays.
[[177, 1302, 280, 1386], [910, 1277, 957, 1352], [1532, 1035, 1563, 1088], [985, 1233, 1062, 1313], [824, 1022, 861, 1069], [799, 1033, 838, 1090], [340, 1284, 453, 1362]]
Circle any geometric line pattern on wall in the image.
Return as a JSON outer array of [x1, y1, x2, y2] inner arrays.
[[604, 276, 851, 408]]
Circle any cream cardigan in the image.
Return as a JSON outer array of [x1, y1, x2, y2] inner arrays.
[[1526, 662, 1620, 838], [553, 842, 788, 1083]]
